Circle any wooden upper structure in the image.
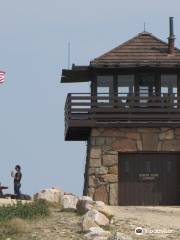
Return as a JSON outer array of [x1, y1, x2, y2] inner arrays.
[[62, 18, 180, 141], [91, 31, 180, 68]]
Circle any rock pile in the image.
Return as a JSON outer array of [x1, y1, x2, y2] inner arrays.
[[34, 188, 128, 240], [77, 196, 113, 231], [61, 194, 115, 239]]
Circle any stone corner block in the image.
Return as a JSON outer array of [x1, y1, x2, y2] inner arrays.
[[90, 148, 102, 158], [103, 154, 118, 167]]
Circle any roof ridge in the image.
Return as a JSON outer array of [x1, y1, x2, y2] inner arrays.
[[91, 33, 143, 63], [90, 31, 180, 67], [91, 32, 174, 64]]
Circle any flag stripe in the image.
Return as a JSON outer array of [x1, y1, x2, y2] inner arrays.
[[0, 71, 6, 83]]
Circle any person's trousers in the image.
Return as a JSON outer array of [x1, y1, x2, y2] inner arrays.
[[14, 182, 21, 197]]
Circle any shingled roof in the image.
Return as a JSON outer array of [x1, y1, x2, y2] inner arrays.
[[90, 32, 180, 68]]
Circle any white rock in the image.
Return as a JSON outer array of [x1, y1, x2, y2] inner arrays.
[[77, 197, 114, 221], [81, 214, 99, 232], [77, 196, 94, 215], [95, 237, 108, 240], [82, 210, 109, 232], [94, 203, 114, 220], [80, 196, 94, 202], [108, 232, 133, 240], [34, 188, 64, 204], [0, 199, 32, 206], [84, 226, 111, 240], [62, 194, 78, 211], [93, 238, 107, 240], [93, 210, 109, 226], [95, 201, 105, 206]]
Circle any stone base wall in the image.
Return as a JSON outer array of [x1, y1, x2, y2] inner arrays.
[[84, 127, 180, 205]]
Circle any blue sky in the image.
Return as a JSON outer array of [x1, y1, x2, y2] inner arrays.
[[0, 0, 180, 196]]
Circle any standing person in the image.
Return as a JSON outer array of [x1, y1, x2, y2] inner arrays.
[[11, 165, 22, 198]]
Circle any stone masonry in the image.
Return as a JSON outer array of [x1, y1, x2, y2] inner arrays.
[[84, 127, 180, 205]]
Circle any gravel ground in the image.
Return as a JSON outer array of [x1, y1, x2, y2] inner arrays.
[[111, 206, 180, 239], [1, 206, 180, 240], [20, 209, 84, 240]]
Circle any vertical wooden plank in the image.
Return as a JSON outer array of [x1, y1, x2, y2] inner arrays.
[[165, 154, 169, 205], [113, 74, 118, 107], [177, 71, 180, 108], [155, 70, 161, 96], [124, 154, 128, 205], [118, 153, 121, 205], [177, 155, 180, 204], [153, 153, 156, 205], [134, 154, 138, 205], [90, 69, 97, 109], [134, 71, 139, 96], [156, 154, 160, 205]]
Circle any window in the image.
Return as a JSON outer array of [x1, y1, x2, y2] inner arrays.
[[97, 76, 113, 104], [118, 75, 134, 97], [161, 74, 177, 96], [137, 73, 156, 104], [161, 74, 177, 107], [118, 75, 134, 105]]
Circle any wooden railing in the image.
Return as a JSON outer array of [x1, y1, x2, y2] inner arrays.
[[65, 93, 180, 133]]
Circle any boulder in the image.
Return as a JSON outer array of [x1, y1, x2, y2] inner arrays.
[[81, 213, 99, 232], [77, 197, 114, 221], [94, 201, 105, 206], [34, 187, 64, 204], [94, 201, 114, 220], [82, 210, 109, 232], [19, 194, 32, 200], [84, 227, 111, 240], [77, 196, 94, 215], [61, 194, 78, 212], [4, 194, 31, 200], [79, 196, 94, 202]]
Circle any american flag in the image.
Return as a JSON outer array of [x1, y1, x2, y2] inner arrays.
[[0, 71, 6, 83]]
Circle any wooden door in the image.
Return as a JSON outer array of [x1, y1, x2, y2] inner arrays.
[[119, 153, 180, 205]]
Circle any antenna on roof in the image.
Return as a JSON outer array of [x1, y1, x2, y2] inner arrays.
[[68, 42, 71, 69], [144, 22, 146, 32]]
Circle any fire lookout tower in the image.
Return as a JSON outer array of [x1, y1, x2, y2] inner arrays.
[[61, 18, 180, 205]]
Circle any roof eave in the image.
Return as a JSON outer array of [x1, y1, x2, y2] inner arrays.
[[61, 65, 91, 83]]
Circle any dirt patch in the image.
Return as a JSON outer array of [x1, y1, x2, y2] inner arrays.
[[20, 209, 84, 240], [110, 206, 180, 239]]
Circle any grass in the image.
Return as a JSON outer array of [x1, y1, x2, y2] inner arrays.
[[0, 199, 49, 221], [0, 200, 50, 239]]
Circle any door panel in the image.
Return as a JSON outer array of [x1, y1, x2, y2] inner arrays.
[[119, 153, 180, 205]]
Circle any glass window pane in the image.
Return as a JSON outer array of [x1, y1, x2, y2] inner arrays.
[[97, 76, 113, 95], [97, 76, 113, 104], [118, 75, 134, 97], [139, 73, 156, 97], [161, 74, 177, 96]]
